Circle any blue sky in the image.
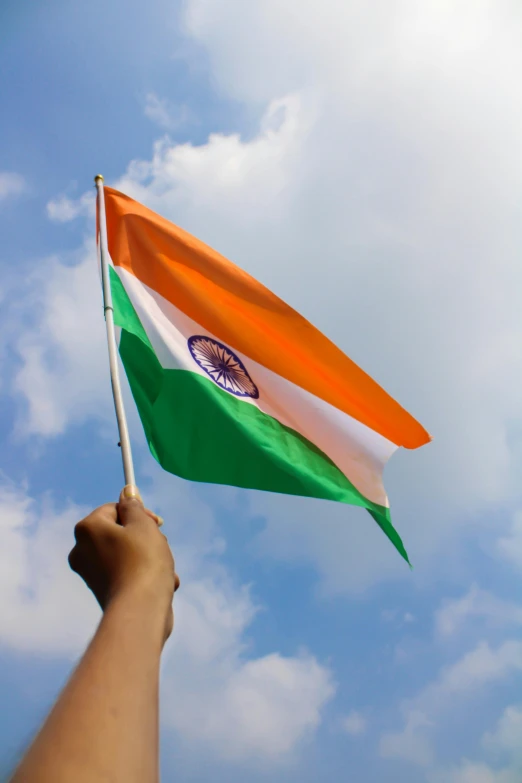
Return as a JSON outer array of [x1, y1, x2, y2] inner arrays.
[[1, 1, 522, 781]]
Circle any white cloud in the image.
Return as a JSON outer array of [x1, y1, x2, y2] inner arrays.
[[435, 585, 522, 637], [482, 705, 522, 761], [0, 477, 99, 655], [117, 93, 309, 225], [497, 511, 522, 569], [143, 92, 191, 131], [0, 467, 334, 763], [433, 761, 518, 783], [429, 705, 522, 782], [13, 242, 111, 437], [341, 711, 367, 736], [164, 631, 334, 761], [46, 191, 95, 223], [381, 608, 416, 626], [436, 642, 522, 694], [0, 172, 25, 202], [380, 641, 522, 767], [150, 467, 336, 762], [380, 710, 434, 766]]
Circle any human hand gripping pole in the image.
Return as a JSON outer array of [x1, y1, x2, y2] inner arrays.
[[9, 489, 179, 783], [69, 485, 180, 643]]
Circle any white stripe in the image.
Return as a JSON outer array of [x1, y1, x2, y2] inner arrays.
[[116, 267, 397, 506]]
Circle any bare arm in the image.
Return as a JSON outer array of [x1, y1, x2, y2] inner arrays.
[[11, 486, 179, 783]]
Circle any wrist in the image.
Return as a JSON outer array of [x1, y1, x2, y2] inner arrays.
[[103, 586, 172, 650]]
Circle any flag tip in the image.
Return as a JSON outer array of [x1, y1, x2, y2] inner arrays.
[[94, 174, 104, 183]]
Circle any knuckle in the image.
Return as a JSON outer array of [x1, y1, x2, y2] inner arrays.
[[68, 546, 80, 573], [93, 503, 118, 524], [75, 504, 117, 540], [74, 520, 89, 543]]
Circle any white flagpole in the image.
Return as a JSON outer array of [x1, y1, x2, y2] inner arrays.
[[94, 174, 136, 487]]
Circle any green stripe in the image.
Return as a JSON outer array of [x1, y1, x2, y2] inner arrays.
[[110, 266, 153, 351], [110, 267, 410, 566]]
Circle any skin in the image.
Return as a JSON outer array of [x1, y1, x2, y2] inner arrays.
[[10, 485, 179, 783]]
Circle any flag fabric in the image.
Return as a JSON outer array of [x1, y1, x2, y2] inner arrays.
[[101, 186, 430, 564]]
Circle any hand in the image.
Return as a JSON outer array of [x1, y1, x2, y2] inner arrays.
[[68, 486, 179, 643]]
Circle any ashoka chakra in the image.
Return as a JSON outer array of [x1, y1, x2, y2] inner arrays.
[[188, 335, 259, 399]]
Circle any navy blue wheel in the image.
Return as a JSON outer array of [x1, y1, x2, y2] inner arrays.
[[188, 335, 259, 399]]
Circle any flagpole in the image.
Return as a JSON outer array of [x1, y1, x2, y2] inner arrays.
[[94, 174, 136, 487]]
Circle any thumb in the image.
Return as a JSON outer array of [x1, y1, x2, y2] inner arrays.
[[117, 484, 148, 527]]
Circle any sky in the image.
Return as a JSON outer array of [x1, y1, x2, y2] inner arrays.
[[0, 0, 522, 780]]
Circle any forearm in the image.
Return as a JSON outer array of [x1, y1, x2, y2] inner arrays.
[[11, 591, 166, 783]]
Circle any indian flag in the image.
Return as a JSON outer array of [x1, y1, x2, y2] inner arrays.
[[101, 186, 430, 565]]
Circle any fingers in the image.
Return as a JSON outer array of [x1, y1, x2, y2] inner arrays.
[[73, 495, 163, 541], [74, 503, 118, 542], [117, 485, 157, 529], [145, 509, 164, 527], [117, 486, 164, 528]]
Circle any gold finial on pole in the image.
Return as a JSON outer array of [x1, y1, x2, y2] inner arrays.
[[94, 173, 104, 183]]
